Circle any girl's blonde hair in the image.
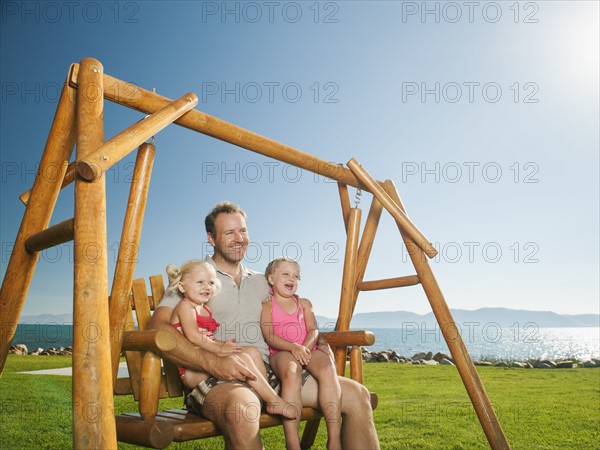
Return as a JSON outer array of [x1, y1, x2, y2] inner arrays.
[[264, 257, 301, 285], [165, 259, 221, 297]]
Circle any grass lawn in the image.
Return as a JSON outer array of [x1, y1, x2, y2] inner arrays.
[[1, 355, 598, 449]]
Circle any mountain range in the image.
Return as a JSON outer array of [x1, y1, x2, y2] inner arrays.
[[19, 308, 599, 328], [316, 307, 599, 329]]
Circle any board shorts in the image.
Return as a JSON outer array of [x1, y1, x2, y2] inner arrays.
[[184, 364, 312, 417]]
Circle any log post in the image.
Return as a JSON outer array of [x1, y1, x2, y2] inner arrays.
[[351, 196, 384, 316], [109, 143, 156, 384], [72, 58, 117, 449], [334, 208, 361, 375], [349, 346, 363, 384], [337, 182, 351, 232], [384, 180, 510, 450], [0, 78, 76, 374]]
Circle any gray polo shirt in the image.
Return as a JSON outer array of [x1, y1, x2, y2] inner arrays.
[[158, 256, 271, 361]]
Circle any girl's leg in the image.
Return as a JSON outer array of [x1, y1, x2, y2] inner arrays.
[[306, 350, 342, 450], [270, 351, 303, 450], [237, 352, 296, 419], [241, 346, 268, 378]]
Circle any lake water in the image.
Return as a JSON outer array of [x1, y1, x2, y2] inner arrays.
[[10, 324, 600, 361], [366, 326, 600, 361]]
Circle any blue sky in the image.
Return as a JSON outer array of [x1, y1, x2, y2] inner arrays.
[[1, 1, 598, 319]]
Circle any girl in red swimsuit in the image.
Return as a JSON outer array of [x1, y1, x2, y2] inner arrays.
[[167, 259, 296, 419]]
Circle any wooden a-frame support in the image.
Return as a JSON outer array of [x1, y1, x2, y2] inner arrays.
[[0, 58, 510, 449]]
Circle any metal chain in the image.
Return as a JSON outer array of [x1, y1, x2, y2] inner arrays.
[[354, 188, 362, 208]]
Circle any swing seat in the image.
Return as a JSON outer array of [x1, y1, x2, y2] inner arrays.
[[115, 275, 377, 449]]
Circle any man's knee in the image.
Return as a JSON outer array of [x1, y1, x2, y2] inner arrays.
[[204, 384, 262, 430], [339, 377, 371, 411]]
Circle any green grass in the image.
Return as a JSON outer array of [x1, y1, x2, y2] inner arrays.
[[1, 356, 599, 449]]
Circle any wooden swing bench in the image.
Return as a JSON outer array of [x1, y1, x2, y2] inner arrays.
[[0, 59, 511, 449], [115, 275, 377, 449]]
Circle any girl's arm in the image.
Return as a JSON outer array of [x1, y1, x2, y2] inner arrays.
[[300, 298, 319, 349], [175, 302, 242, 356]]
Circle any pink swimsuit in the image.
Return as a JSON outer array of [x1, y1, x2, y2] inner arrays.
[[269, 295, 313, 357]]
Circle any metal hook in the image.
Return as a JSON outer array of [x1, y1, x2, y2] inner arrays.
[[354, 188, 362, 208]]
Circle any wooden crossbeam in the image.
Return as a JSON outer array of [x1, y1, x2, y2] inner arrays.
[[77, 95, 197, 181], [67, 63, 376, 190], [24, 218, 74, 253], [358, 275, 421, 291]]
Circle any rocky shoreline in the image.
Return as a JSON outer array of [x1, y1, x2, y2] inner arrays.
[[360, 349, 600, 368], [9, 344, 72, 356], [9, 344, 600, 369]]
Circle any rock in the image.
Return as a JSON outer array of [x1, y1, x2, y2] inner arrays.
[[412, 352, 427, 360], [439, 358, 454, 366], [494, 361, 508, 367], [375, 353, 389, 363], [425, 351, 433, 360], [390, 351, 401, 360], [420, 359, 438, 365], [581, 360, 599, 368], [510, 362, 528, 369], [534, 359, 557, 369], [433, 352, 453, 363], [556, 361, 575, 369], [474, 361, 493, 366], [13, 344, 28, 355]]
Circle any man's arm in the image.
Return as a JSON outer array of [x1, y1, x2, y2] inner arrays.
[[147, 306, 256, 382]]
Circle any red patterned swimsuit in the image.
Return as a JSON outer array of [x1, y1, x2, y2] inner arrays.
[[171, 299, 220, 380]]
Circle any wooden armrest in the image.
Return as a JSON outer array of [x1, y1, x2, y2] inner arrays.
[[321, 330, 375, 347], [122, 330, 177, 353]]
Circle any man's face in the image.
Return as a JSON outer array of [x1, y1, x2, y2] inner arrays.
[[208, 212, 249, 265]]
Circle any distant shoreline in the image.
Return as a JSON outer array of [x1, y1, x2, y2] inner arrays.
[[18, 307, 600, 328]]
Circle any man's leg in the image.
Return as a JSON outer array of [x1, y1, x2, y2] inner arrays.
[[202, 383, 263, 449], [301, 376, 380, 450]]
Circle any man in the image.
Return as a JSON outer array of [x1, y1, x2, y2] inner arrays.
[[148, 202, 379, 449]]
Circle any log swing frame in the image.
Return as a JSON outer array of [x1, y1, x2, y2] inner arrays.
[[0, 58, 510, 449]]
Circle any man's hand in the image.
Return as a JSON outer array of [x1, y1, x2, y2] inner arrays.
[[209, 354, 258, 382]]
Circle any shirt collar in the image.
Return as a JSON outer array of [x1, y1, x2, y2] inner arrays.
[[205, 255, 252, 280]]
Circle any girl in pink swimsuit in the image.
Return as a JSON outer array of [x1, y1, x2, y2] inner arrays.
[[167, 259, 296, 419], [260, 257, 342, 450]]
